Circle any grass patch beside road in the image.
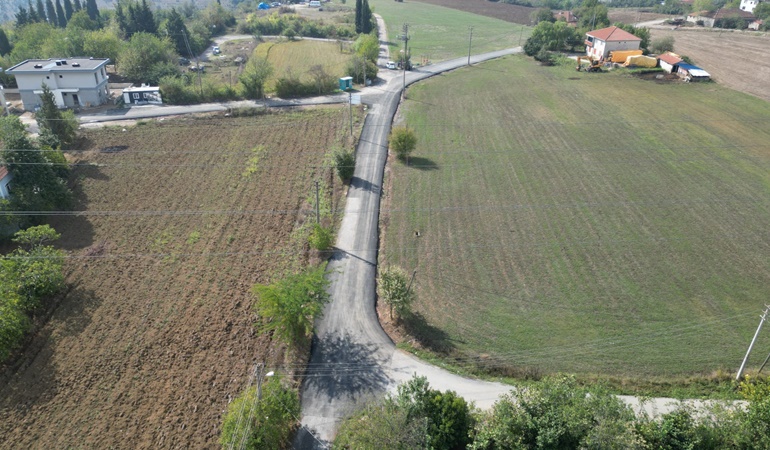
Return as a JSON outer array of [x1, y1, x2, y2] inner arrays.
[[370, 0, 528, 63], [381, 55, 770, 390]]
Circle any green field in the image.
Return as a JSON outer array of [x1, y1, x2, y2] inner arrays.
[[258, 39, 352, 87], [382, 56, 770, 386], [371, 0, 528, 63]]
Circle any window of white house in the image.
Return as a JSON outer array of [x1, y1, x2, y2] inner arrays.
[[94, 73, 98, 83], [133, 93, 140, 99]]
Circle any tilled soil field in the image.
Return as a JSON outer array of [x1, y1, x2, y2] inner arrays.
[[0, 108, 351, 448], [649, 28, 770, 103], [414, 0, 535, 24]]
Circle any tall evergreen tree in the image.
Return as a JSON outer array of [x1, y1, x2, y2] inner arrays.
[[0, 29, 11, 57], [361, 0, 373, 34], [164, 8, 189, 55], [73, 0, 82, 11], [139, 0, 157, 35], [36, 0, 46, 22], [16, 7, 30, 27], [45, 0, 57, 25], [63, 0, 73, 20], [55, 0, 67, 27], [85, 0, 99, 21], [355, 0, 362, 34]]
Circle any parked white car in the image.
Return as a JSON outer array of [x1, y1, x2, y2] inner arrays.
[[386, 61, 397, 70]]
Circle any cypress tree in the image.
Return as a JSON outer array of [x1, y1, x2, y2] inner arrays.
[[85, 0, 99, 21], [73, 0, 82, 11], [361, 0, 373, 34], [55, 0, 67, 27], [45, 0, 57, 25], [36, 0, 46, 22], [164, 8, 189, 55], [63, 0, 73, 20], [140, 0, 157, 35], [355, 0, 362, 34]]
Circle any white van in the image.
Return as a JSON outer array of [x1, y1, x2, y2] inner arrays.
[[309, 1, 321, 6], [386, 61, 397, 70]]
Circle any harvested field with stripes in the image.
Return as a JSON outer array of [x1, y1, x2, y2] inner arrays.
[[381, 55, 770, 393]]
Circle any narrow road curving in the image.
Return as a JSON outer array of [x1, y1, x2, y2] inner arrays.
[[294, 16, 521, 447]]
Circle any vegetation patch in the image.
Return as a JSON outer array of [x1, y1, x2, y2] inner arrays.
[[381, 55, 770, 391]]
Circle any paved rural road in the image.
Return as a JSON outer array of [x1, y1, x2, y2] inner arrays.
[[293, 18, 521, 447]]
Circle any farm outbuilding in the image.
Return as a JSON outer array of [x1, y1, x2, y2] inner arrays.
[[657, 52, 684, 73], [122, 85, 162, 105], [584, 26, 642, 60], [623, 55, 657, 68], [677, 63, 711, 82]]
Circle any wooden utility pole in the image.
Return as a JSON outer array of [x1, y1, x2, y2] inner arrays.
[[314, 180, 321, 224], [467, 26, 473, 66], [736, 305, 769, 380]]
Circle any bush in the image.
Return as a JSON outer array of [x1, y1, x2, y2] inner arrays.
[[308, 223, 334, 251], [651, 36, 675, 54], [333, 147, 356, 181], [390, 126, 417, 161], [377, 265, 415, 321], [219, 375, 300, 450]]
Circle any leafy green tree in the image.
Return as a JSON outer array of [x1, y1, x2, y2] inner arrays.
[[83, 28, 122, 66], [10, 22, 56, 63], [220, 375, 300, 450], [252, 264, 330, 348], [118, 32, 178, 84], [0, 116, 72, 216], [36, 84, 78, 149], [353, 32, 379, 63], [67, 10, 99, 31], [333, 147, 355, 181], [5, 225, 66, 311], [531, 7, 555, 24], [0, 292, 30, 361], [692, 0, 716, 11], [471, 376, 640, 449], [334, 397, 429, 449], [346, 55, 378, 85], [524, 20, 582, 56], [651, 36, 675, 54], [239, 55, 273, 99], [575, 0, 609, 29], [389, 126, 417, 161], [754, 3, 770, 20], [377, 265, 415, 321]]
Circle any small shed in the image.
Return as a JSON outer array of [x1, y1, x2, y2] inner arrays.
[[339, 76, 353, 91], [657, 52, 683, 73], [0, 166, 12, 199], [123, 85, 163, 105], [677, 63, 710, 82]]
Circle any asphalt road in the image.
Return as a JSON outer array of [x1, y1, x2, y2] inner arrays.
[[293, 22, 520, 447]]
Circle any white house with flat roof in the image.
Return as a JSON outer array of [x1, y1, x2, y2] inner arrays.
[[6, 58, 110, 111]]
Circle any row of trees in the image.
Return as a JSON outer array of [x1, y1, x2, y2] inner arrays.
[[15, 0, 100, 29], [335, 374, 770, 449]]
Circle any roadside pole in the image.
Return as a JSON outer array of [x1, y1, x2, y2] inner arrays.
[[467, 26, 473, 66], [736, 305, 769, 380]]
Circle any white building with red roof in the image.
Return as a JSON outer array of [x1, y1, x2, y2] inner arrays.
[[657, 52, 684, 73], [0, 166, 11, 199], [584, 26, 642, 60]]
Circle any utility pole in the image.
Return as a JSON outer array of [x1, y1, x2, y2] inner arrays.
[[314, 180, 321, 224], [736, 305, 770, 381], [402, 23, 409, 99], [182, 30, 203, 96], [518, 24, 525, 46], [405, 269, 417, 296], [467, 26, 473, 66], [348, 91, 353, 137]]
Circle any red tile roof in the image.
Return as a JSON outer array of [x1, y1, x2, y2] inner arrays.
[[658, 52, 683, 65], [0, 166, 7, 180], [586, 26, 642, 42]]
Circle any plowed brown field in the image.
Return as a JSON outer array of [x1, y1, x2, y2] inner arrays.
[[0, 108, 353, 448], [414, 0, 535, 24]]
